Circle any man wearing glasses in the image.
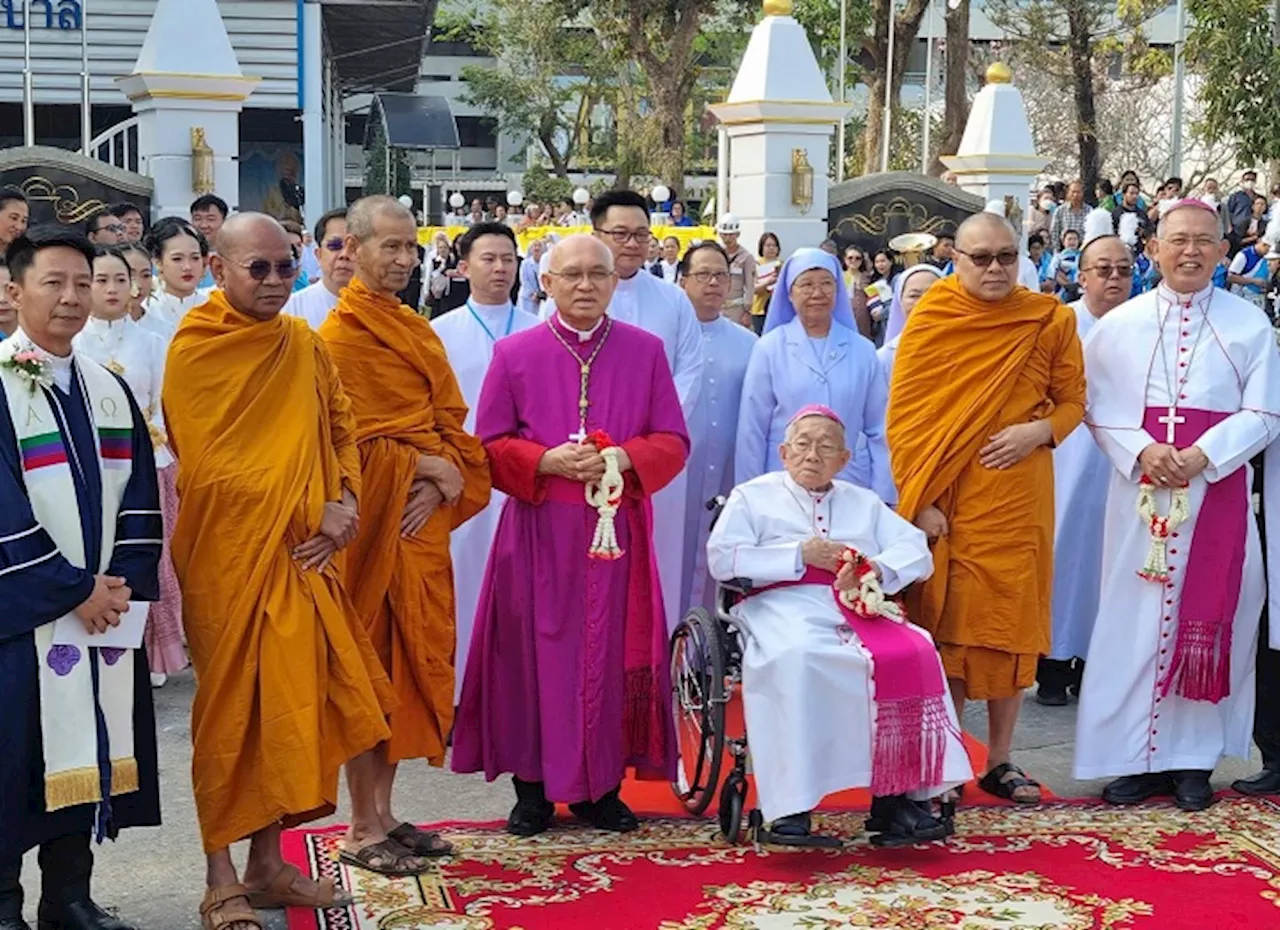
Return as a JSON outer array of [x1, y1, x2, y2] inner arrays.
[[1037, 232, 1136, 707], [165, 213, 395, 927], [84, 209, 125, 246], [543, 189, 702, 635], [887, 211, 1086, 809], [1075, 199, 1280, 812], [283, 208, 352, 330]]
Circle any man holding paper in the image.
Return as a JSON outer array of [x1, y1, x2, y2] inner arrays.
[[0, 227, 162, 930]]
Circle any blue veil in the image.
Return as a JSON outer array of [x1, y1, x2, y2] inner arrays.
[[762, 248, 856, 335]]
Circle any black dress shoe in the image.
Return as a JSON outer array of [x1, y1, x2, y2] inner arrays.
[[36, 899, 135, 930], [769, 812, 811, 837], [569, 787, 639, 832], [1035, 685, 1069, 707], [865, 795, 947, 847], [1232, 767, 1280, 796], [507, 777, 555, 837], [1171, 770, 1215, 811], [1101, 772, 1176, 805]]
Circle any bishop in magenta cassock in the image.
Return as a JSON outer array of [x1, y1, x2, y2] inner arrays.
[[1074, 200, 1280, 811], [453, 234, 688, 837], [431, 222, 539, 702]]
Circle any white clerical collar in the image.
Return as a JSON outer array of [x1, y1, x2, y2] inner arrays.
[[1156, 281, 1213, 308], [783, 472, 834, 502], [555, 312, 604, 343], [14, 327, 74, 391], [697, 314, 724, 328], [616, 271, 641, 289]]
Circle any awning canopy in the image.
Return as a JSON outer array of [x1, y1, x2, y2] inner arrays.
[[365, 93, 460, 150], [321, 0, 435, 94]]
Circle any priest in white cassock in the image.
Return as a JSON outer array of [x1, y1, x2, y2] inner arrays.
[[283, 208, 353, 330], [542, 190, 702, 632], [433, 221, 539, 699], [1074, 199, 1280, 812], [677, 240, 755, 615], [708, 406, 970, 845], [1036, 216, 1135, 706]]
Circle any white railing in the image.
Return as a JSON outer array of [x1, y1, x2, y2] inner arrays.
[[88, 116, 140, 173]]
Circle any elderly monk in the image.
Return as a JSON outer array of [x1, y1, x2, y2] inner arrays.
[[887, 212, 1086, 806], [320, 196, 490, 868], [453, 234, 688, 837], [165, 214, 395, 930]]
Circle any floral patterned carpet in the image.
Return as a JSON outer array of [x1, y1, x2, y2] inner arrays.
[[282, 797, 1280, 930]]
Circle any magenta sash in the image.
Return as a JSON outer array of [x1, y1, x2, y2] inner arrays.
[[1142, 407, 1247, 703], [750, 565, 955, 796]]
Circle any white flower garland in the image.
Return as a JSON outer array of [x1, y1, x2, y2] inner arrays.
[[1135, 479, 1191, 583], [836, 549, 905, 622], [584, 446, 626, 560]]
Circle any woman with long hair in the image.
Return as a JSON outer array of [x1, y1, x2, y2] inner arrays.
[[73, 247, 186, 686], [140, 218, 210, 341], [751, 231, 782, 335]]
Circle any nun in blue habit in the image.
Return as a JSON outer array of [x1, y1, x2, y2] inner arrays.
[[733, 247, 895, 503]]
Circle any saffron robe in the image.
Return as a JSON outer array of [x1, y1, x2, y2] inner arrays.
[[165, 292, 393, 852], [708, 472, 970, 821], [432, 298, 539, 703], [320, 279, 491, 764], [888, 277, 1086, 665], [453, 316, 688, 803], [1047, 299, 1110, 662], [543, 271, 703, 634], [0, 359, 161, 860], [1074, 284, 1280, 778]]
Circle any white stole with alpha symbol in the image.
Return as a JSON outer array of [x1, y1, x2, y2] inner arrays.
[[0, 337, 139, 812]]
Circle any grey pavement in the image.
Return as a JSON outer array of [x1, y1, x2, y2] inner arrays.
[[20, 670, 1265, 929]]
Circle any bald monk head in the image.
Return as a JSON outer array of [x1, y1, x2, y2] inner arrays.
[[1077, 235, 1134, 318], [1154, 200, 1228, 295], [210, 212, 300, 321], [542, 233, 617, 330], [345, 195, 419, 299], [953, 212, 1021, 303]]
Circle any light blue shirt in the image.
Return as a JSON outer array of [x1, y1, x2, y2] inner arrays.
[[682, 315, 757, 614], [735, 318, 894, 504]]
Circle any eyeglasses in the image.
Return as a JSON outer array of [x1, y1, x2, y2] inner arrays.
[[232, 258, 300, 281], [686, 271, 727, 284], [787, 439, 843, 457], [1162, 236, 1220, 251], [1082, 262, 1134, 279], [955, 248, 1020, 267], [322, 238, 345, 252], [546, 269, 613, 286], [595, 227, 653, 247], [793, 279, 836, 295], [97, 223, 125, 235]]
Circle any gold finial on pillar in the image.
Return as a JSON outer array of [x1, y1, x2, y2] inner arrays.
[[985, 62, 1013, 84], [763, 0, 793, 16]]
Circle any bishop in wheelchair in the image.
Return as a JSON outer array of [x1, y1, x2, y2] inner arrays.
[[706, 405, 972, 845]]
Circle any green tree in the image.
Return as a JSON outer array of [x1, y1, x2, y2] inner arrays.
[[861, 0, 930, 172], [984, 0, 1168, 195], [1186, 0, 1280, 168], [520, 164, 575, 205], [363, 116, 412, 197]]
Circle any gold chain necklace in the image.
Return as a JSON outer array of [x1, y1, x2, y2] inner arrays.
[[545, 316, 613, 442]]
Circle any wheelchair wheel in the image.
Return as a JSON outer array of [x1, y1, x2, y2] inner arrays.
[[670, 607, 727, 816], [719, 770, 748, 844]]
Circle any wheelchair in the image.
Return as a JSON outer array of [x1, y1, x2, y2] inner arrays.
[[668, 496, 956, 849]]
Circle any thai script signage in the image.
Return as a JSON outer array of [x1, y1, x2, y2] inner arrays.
[[2, 0, 83, 30]]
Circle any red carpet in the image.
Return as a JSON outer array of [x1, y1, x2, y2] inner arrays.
[[282, 796, 1280, 929]]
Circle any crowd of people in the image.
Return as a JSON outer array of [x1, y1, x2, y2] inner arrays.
[[0, 173, 1278, 930]]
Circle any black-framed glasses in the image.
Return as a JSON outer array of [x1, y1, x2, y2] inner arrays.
[[1082, 262, 1134, 279], [594, 227, 653, 247], [955, 248, 1020, 267], [232, 258, 299, 281], [685, 271, 728, 284], [545, 269, 613, 286]]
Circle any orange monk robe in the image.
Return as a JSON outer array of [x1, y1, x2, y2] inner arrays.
[[886, 276, 1086, 699], [164, 291, 395, 854], [320, 278, 490, 765]]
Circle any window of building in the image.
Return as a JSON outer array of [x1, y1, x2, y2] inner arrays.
[[456, 116, 498, 149]]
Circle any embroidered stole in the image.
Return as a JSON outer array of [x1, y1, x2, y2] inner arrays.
[[0, 338, 138, 812]]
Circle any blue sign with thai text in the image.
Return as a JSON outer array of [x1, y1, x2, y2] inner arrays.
[[2, 0, 83, 30]]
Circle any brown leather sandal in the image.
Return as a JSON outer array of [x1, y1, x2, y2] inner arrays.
[[244, 863, 353, 910], [200, 884, 262, 930]]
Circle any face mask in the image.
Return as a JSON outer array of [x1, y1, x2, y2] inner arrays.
[[1243, 181, 1255, 192], [1039, 197, 1054, 211]]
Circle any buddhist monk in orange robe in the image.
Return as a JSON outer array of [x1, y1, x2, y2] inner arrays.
[[164, 214, 397, 930], [319, 196, 490, 870], [887, 212, 1086, 806]]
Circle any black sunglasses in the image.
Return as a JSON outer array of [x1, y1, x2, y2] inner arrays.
[[231, 258, 300, 281]]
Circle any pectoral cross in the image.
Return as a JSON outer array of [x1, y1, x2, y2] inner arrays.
[[569, 427, 589, 444], [1158, 405, 1185, 444]]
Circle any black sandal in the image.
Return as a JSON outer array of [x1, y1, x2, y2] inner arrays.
[[978, 762, 1041, 806], [388, 823, 454, 857]]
